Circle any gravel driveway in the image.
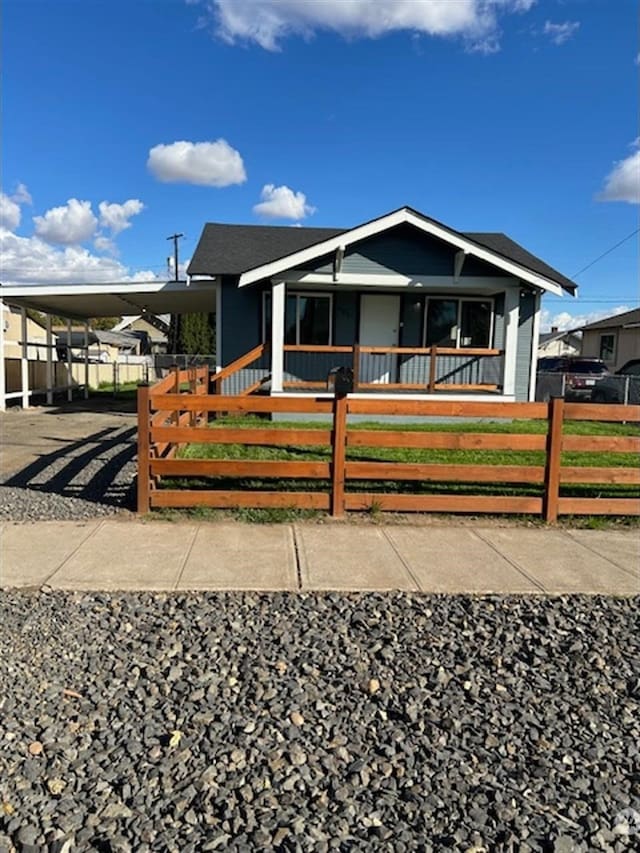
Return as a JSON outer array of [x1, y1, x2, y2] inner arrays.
[[0, 591, 638, 851], [0, 403, 137, 522]]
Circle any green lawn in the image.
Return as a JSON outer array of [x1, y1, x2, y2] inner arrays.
[[177, 415, 640, 470], [152, 414, 640, 523]]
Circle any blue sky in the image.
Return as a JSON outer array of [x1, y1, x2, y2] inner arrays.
[[2, 0, 638, 330]]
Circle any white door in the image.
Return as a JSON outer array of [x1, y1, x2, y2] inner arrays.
[[359, 294, 400, 384]]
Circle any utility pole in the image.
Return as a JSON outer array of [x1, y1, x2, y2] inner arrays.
[[166, 233, 184, 281]]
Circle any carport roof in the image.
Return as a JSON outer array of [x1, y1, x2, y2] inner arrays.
[[0, 279, 217, 319]]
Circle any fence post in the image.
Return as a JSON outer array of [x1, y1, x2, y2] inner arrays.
[[331, 392, 348, 517], [137, 382, 151, 513], [352, 344, 361, 392], [428, 345, 438, 392], [543, 395, 564, 523]]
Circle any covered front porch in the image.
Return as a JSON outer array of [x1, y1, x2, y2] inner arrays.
[[254, 277, 526, 400]]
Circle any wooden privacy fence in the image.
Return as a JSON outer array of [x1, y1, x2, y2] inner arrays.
[[137, 379, 640, 521]]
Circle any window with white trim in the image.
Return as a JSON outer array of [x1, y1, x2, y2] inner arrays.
[[263, 291, 332, 345]]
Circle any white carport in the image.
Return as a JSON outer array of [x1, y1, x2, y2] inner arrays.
[[0, 278, 217, 410]]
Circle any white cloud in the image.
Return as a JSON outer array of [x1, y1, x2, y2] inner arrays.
[[253, 184, 316, 220], [543, 20, 580, 45], [33, 198, 98, 245], [0, 228, 161, 287], [198, 0, 536, 52], [12, 183, 33, 205], [98, 199, 145, 234], [597, 140, 640, 204], [94, 235, 118, 254], [147, 139, 246, 186], [0, 193, 22, 231], [540, 305, 631, 333]]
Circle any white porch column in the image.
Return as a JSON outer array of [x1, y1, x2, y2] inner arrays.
[[0, 299, 6, 411], [46, 314, 53, 404], [215, 283, 222, 373], [20, 307, 29, 408], [528, 291, 541, 401], [84, 321, 90, 399], [66, 319, 73, 402], [502, 285, 520, 398], [270, 280, 285, 393]]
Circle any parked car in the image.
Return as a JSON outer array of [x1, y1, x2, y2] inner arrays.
[[536, 356, 610, 402], [590, 359, 640, 404]]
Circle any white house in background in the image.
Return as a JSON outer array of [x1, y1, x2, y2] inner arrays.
[[112, 314, 170, 354], [580, 307, 640, 371], [537, 326, 581, 358]]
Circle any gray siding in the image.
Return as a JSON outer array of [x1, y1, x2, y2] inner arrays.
[[515, 290, 536, 401], [306, 224, 509, 278], [493, 293, 505, 349], [220, 276, 264, 363]]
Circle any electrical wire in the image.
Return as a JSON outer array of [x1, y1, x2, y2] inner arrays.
[[571, 227, 639, 278]]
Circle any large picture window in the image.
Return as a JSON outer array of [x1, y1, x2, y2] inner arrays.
[[264, 291, 332, 345], [423, 297, 493, 348]]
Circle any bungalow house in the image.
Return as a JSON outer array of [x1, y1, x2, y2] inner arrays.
[[580, 307, 640, 372], [538, 326, 581, 358], [187, 206, 577, 401], [112, 314, 170, 354]]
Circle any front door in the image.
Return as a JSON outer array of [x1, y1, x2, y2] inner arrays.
[[359, 294, 400, 384]]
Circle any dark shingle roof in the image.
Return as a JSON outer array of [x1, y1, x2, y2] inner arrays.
[[464, 232, 576, 294], [188, 223, 346, 276], [581, 307, 640, 330], [188, 213, 576, 293]]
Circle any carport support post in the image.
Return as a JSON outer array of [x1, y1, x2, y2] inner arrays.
[[20, 307, 29, 409], [543, 396, 564, 523], [46, 314, 53, 405], [83, 321, 89, 399], [66, 319, 73, 402], [331, 392, 348, 517], [0, 298, 6, 411]]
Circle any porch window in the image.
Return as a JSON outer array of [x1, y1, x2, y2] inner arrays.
[[264, 291, 332, 345], [423, 297, 493, 348], [599, 333, 615, 361]]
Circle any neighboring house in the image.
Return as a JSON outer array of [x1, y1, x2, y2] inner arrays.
[[112, 314, 169, 354], [580, 308, 640, 372], [187, 206, 577, 401], [53, 327, 144, 362], [538, 326, 581, 358], [2, 304, 57, 360]]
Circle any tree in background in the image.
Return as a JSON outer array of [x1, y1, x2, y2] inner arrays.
[[169, 313, 215, 355]]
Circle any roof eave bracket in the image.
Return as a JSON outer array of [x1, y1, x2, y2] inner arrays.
[[454, 250, 469, 282], [333, 245, 345, 282]]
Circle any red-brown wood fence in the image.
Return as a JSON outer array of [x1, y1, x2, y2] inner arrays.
[[137, 372, 640, 520]]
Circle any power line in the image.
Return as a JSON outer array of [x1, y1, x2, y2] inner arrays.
[[571, 227, 639, 278]]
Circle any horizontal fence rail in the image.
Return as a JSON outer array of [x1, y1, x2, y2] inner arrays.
[[138, 381, 640, 520], [282, 344, 504, 393]]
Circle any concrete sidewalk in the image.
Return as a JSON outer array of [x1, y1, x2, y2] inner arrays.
[[1, 519, 638, 594]]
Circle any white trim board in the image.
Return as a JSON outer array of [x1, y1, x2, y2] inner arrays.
[[238, 207, 569, 296], [273, 271, 516, 292]]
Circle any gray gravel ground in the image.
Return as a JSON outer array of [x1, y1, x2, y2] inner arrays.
[[0, 591, 638, 852], [0, 423, 136, 522]]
